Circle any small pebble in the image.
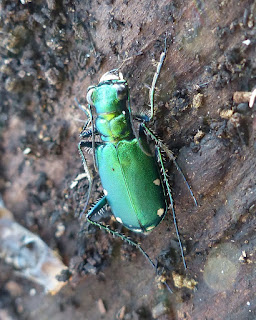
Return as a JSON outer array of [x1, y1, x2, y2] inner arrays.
[[192, 93, 204, 109], [29, 288, 37, 296], [152, 302, 169, 319], [5, 281, 23, 297], [237, 103, 249, 115], [116, 306, 126, 319], [97, 299, 106, 315]]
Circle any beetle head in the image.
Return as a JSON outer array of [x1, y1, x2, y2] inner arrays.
[[86, 71, 127, 107]]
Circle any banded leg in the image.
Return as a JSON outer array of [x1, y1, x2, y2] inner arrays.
[[87, 196, 173, 293]]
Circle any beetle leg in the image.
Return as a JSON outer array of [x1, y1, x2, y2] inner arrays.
[[75, 97, 91, 118], [140, 123, 197, 269], [75, 97, 92, 133], [87, 197, 173, 293], [156, 146, 187, 270], [133, 38, 167, 123], [141, 123, 198, 206], [144, 37, 197, 205], [139, 36, 198, 200], [133, 114, 150, 122], [86, 195, 108, 219], [149, 37, 167, 121], [76, 98, 98, 172], [79, 119, 99, 140], [80, 127, 99, 139], [78, 141, 95, 218]]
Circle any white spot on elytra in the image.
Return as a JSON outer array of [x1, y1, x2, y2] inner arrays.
[[157, 208, 164, 217], [146, 225, 155, 231], [116, 217, 122, 223], [103, 189, 108, 196], [153, 179, 160, 186], [242, 39, 250, 46], [133, 228, 142, 233]]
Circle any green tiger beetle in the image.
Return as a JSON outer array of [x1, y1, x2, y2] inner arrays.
[[77, 41, 197, 293]]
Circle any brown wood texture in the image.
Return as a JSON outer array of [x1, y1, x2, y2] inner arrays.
[[0, 0, 255, 319]]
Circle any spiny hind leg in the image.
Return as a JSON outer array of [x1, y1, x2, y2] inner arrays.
[[156, 145, 187, 269], [141, 123, 197, 206], [87, 196, 155, 267], [86, 196, 173, 293], [140, 123, 197, 269]]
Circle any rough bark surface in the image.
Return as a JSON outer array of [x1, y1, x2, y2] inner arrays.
[[0, 0, 255, 319]]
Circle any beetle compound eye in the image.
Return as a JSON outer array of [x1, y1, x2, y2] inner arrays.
[[86, 87, 95, 105], [114, 84, 127, 101]]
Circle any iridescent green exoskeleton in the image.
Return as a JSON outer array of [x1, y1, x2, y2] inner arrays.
[[78, 46, 197, 292]]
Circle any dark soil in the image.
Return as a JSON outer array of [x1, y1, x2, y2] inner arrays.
[[0, 0, 255, 319]]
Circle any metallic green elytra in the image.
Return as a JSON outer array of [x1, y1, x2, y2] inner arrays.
[[86, 75, 167, 233], [96, 139, 166, 233]]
